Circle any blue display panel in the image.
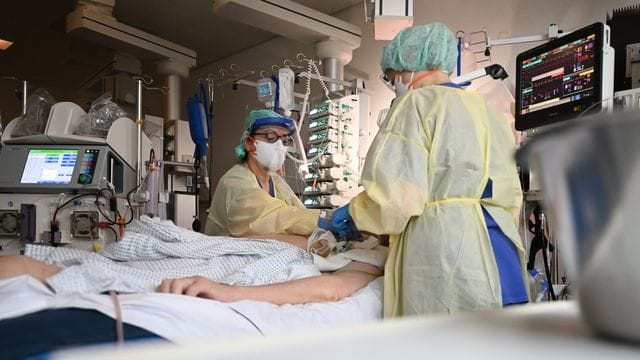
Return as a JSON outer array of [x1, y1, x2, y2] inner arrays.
[[20, 149, 78, 185]]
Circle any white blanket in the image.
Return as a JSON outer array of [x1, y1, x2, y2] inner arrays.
[[25, 216, 313, 294], [0, 274, 383, 343], [4, 217, 384, 343]]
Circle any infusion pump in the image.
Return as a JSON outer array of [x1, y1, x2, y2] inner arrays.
[[302, 94, 369, 209]]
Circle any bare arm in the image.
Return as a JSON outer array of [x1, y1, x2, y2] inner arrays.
[[245, 233, 308, 250], [248, 233, 333, 257], [0, 255, 61, 282], [157, 261, 382, 305]]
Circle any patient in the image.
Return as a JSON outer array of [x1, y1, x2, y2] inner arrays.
[[0, 256, 381, 304], [0, 231, 381, 358], [157, 234, 382, 304], [0, 235, 382, 304]]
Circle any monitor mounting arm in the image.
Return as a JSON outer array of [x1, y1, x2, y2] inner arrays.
[[452, 64, 509, 84], [484, 24, 565, 56]]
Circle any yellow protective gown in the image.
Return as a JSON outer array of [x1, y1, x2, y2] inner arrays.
[[205, 164, 320, 236], [349, 85, 526, 317]]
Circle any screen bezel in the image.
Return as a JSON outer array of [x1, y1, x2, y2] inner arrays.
[[20, 148, 79, 185], [515, 22, 605, 131]]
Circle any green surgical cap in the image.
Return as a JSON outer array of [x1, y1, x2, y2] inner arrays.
[[234, 109, 294, 160], [380, 22, 457, 75]]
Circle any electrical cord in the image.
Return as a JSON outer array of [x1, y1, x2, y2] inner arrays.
[[285, 57, 333, 167], [105, 225, 119, 242], [541, 234, 557, 301], [528, 206, 557, 301], [96, 188, 118, 224], [120, 149, 157, 225], [122, 153, 158, 225], [578, 97, 613, 118], [124, 185, 140, 225], [310, 60, 330, 101]]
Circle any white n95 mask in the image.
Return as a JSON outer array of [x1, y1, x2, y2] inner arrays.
[[255, 139, 287, 171]]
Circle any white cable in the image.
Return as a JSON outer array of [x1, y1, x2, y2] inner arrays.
[[286, 60, 313, 169], [311, 61, 331, 101], [285, 56, 336, 177]]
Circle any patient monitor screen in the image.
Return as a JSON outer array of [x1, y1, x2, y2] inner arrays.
[[519, 33, 597, 115], [515, 22, 604, 131], [20, 149, 78, 184]]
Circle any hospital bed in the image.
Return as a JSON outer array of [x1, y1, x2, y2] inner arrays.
[[0, 275, 382, 355], [0, 216, 384, 357], [57, 301, 640, 360]]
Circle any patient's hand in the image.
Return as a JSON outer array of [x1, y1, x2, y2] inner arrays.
[[0, 255, 61, 282], [157, 276, 234, 302], [157, 262, 381, 305], [309, 239, 332, 257]]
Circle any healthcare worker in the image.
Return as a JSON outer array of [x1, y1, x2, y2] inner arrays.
[[205, 109, 320, 237], [333, 22, 529, 316]]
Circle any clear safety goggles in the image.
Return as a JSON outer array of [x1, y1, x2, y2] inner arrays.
[[380, 73, 396, 92], [251, 130, 294, 146]]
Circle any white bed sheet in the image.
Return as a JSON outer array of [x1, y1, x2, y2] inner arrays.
[[0, 274, 383, 343]]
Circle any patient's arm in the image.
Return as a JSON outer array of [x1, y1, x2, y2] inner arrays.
[[157, 261, 382, 305], [244, 233, 308, 250], [0, 255, 61, 282], [247, 233, 334, 257]]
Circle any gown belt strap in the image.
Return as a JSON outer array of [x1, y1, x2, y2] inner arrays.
[[425, 197, 482, 209]]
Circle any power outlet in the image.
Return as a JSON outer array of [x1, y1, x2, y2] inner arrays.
[[0, 210, 20, 237], [71, 211, 99, 238]]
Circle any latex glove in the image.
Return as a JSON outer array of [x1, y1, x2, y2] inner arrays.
[[331, 204, 360, 240]]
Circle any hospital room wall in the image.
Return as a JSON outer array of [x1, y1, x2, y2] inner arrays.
[[182, 0, 638, 194], [337, 0, 638, 141]]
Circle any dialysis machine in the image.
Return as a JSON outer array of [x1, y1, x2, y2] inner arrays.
[[0, 102, 153, 253]]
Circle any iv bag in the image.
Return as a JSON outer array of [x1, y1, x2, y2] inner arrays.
[[256, 78, 276, 104], [278, 67, 295, 117]]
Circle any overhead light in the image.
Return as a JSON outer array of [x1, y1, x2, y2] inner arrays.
[[0, 39, 14, 50]]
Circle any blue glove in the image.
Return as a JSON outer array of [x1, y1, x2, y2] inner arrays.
[[343, 220, 361, 241], [331, 204, 360, 240], [317, 216, 333, 231]]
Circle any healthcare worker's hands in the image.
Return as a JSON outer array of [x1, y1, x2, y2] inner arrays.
[[331, 204, 361, 240]]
